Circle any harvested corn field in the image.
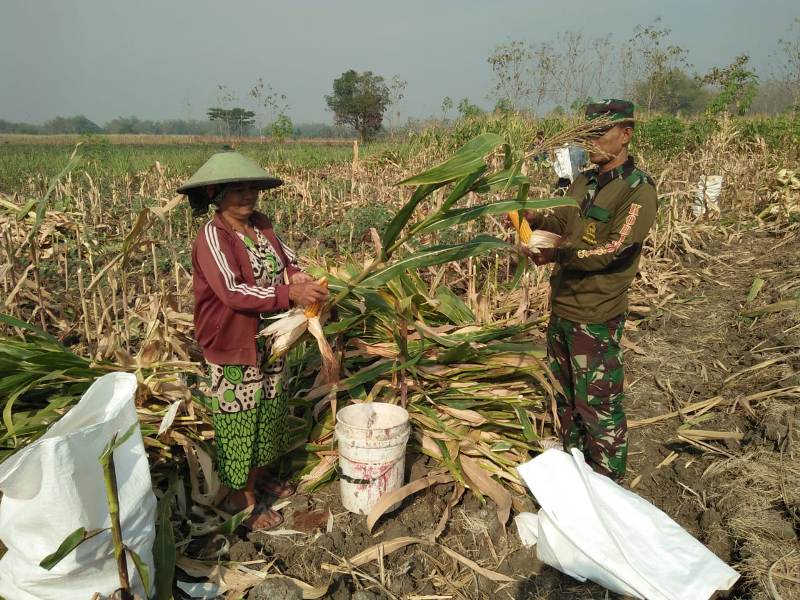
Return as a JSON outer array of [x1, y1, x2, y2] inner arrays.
[[1, 110, 799, 600]]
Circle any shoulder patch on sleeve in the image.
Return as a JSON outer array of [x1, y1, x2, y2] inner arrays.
[[625, 168, 655, 189]]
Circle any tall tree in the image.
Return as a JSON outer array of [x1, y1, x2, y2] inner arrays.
[[457, 98, 482, 118], [625, 20, 690, 114], [702, 55, 758, 116], [633, 69, 710, 115], [775, 16, 800, 109], [206, 108, 256, 137], [440, 96, 454, 121], [249, 78, 293, 141], [387, 75, 408, 129], [487, 40, 535, 110], [325, 70, 391, 141]]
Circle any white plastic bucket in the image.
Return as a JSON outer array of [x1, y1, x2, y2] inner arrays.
[[334, 403, 411, 515]]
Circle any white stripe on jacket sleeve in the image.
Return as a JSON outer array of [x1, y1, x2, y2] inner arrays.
[[205, 222, 276, 299]]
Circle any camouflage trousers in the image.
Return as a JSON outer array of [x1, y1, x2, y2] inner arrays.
[[546, 313, 628, 480]]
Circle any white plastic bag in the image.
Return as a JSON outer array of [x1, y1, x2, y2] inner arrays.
[[691, 175, 723, 217], [553, 145, 587, 183], [0, 372, 156, 600], [517, 449, 739, 600]]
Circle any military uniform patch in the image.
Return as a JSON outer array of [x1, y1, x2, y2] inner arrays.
[[582, 222, 597, 245]]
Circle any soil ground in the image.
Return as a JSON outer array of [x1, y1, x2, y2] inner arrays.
[[180, 225, 799, 600]]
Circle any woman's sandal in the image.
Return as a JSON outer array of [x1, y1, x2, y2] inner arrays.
[[255, 476, 297, 499], [221, 498, 284, 532]]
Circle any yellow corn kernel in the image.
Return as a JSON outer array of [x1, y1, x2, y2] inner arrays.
[[507, 211, 533, 245], [305, 278, 329, 318]]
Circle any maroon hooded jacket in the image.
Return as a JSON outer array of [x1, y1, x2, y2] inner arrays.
[[192, 211, 301, 366]]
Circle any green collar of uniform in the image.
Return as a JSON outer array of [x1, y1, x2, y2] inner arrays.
[[586, 156, 636, 191]]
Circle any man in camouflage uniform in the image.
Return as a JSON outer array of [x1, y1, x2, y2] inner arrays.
[[521, 99, 658, 481]]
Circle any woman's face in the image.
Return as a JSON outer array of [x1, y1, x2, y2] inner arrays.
[[217, 183, 260, 220]]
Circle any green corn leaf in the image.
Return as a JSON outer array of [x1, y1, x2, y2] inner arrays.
[[2, 380, 34, 440], [99, 422, 139, 463], [432, 287, 475, 324], [515, 407, 538, 442], [415, 197, 576, 236], [361, 235, 510, 288], [15, 198, 37, 220], [126, 546, 152, 597], [437, 342, 480, 365], [219, 505, 254, 535], [323, 314, 365, 335], [0, 313, 59, 344], [434, 439, 467, 487], [491, 442, 514, 452], [381, 182, 446, 253], [502, 143, 513, 170], [396, 133, 505, 186], [746, 277, 765, 303], [439, 167, 487, 212], [154, 479, 176, 600], [39, 527, 106, 570]]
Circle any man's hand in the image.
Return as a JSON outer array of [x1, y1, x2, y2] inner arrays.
[[288, 282, 328, 306], [519, 246, 556, 266], [290, 271, 314, 284]]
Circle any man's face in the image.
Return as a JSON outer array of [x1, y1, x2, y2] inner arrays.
[[588, 123, 633, 166]]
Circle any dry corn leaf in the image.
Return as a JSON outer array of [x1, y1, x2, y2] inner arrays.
[[438, 405, 486, 425], [366, 472, 453, 532], [347, 536, 423, 567], [460, 455, 512, 526]]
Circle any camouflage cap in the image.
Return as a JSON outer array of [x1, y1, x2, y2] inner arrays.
[[585, 99, 635, 122]]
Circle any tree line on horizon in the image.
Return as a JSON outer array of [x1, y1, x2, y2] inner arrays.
[[2, 17, 798, 141]]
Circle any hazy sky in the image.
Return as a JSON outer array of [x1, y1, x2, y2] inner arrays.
[[1, 0, 797, 125]]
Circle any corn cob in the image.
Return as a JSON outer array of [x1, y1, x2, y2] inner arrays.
[[305, 278, 329, 317], [507, 210, 533, 245]]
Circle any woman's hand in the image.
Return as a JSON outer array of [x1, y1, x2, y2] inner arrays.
[[288, 282, 329, 306], [290, 272, 314, 284]]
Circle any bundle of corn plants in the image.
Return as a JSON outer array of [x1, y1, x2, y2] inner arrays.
[[0, 315, 111, 459], [276, 133, 576, 520]]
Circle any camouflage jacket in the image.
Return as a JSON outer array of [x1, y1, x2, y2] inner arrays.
[[529, 157, 658, 324]]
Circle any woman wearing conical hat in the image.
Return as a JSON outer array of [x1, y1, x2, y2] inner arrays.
[[179, 150, 328, 530]]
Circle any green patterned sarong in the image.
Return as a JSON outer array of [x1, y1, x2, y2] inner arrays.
[[207, 227, 290, 490], [208, 356, 288, 490]]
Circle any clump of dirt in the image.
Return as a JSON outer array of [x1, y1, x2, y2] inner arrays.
[[247, 578, 302, 600]]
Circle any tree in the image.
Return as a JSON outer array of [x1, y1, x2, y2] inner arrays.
[[206, 108, 256, 136], [487, 33, 612, 115], [633, 69, 710, 115], [249, 78, 293, 141], [268, 114, 293, 142], [43, 115, 102, 134], [488, 40, 535, 110], [440, 96, 454, 121], [325, 70, 391, 141], [494, 98, 514, 114], [775, 16, 800, 109], [457, 98, 482, 118], [702, 55, 758, 116], [625, 20, 691, 114], [387, 75, 408, 129]]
